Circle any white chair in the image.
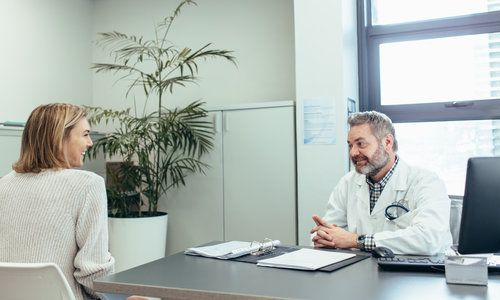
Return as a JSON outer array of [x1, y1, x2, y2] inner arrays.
[[0, 262, 76, 300], [449, 195, 463, 247]]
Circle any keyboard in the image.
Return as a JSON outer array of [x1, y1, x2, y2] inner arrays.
[[377, 255, 500, 273]]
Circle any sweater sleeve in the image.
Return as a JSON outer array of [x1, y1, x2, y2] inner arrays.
[[73, 175, 115, 298]]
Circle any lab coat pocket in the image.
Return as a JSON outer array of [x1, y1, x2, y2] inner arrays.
[[387, 211, 414, 230]]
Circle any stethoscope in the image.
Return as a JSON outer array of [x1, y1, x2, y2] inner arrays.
[[384, 198, 410, 221]]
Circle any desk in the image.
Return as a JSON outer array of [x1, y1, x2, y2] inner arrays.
[[94, 249, 500, 300]]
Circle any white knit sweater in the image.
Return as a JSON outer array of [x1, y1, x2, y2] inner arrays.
[[0, 169, 114, 299]]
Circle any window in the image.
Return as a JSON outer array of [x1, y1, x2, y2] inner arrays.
[[372, 0, 500, 25], [395, 120, 500, 195], [358, 0, 500, 194], [380, 34, 497, 105]]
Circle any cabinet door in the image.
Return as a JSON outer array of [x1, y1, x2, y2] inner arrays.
[[223, 106, 296, 244], [165, 111, 224, 255], [0, 129, 22, 176]]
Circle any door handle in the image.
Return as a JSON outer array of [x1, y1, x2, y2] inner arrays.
[[444, 101, 473, 108]]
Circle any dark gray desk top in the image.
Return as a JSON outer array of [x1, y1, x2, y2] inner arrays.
[[94, 250, 500, 300]]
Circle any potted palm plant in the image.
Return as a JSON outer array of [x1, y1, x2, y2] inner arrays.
[[86, 0, 236, 272]]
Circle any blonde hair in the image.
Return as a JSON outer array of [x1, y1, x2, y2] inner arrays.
[[13, 103, 87, 173]]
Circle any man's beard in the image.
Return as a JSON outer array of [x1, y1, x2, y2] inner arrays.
[[351, 143, 390, 178]]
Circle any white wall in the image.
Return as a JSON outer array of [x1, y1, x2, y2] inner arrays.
[[0, 0, 94, 123], [91, 0, 295, 112], [0, 0, 294, 119], [0, 0, 360, 250], [294, 0, 359, 245]]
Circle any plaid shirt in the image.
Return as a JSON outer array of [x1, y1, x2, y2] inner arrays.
[[361, 156, 399, 251]]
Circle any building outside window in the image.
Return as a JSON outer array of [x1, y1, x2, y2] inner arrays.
[[358, 0, 500, 195]]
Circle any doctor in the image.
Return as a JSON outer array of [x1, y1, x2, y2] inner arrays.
[[310, 111, 452, 255]]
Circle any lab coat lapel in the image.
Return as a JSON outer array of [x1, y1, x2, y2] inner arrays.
[[354, 173, 371, 216], [370, 160, 410, 216]]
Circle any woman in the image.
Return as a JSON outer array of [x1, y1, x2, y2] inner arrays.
[[0, 103, 114, 299]]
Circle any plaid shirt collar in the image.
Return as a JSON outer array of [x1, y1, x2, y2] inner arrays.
[[366, 155, 399, 189]]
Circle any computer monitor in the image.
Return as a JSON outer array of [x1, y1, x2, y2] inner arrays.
[[458, 156, 500, 254]]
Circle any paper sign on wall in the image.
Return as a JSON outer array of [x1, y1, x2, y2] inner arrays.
[[303, 99, 336, 145]]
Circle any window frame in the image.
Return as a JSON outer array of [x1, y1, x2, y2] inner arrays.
[[357, 0, 500, 123]]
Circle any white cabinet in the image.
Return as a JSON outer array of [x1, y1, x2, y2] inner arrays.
[[164, 111, 225, 255], [165, 101, 297, 255], [221, 104, 296, 243], [0, 128, 23, 176]]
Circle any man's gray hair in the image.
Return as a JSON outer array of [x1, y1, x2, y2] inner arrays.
[[347, 111, 398, 151]]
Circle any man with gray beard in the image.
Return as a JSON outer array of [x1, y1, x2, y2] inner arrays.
[[310, 111, 452, 255]]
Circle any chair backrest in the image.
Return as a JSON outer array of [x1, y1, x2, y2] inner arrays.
[[449, 195, 463, 247], [0, 262, 76, 300]]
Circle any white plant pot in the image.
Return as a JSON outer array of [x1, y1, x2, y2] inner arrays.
[[108, 213, 168, 272]]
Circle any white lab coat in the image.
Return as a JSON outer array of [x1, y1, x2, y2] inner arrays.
[[323, 159, 452, 255]]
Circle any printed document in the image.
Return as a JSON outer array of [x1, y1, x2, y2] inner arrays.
[[257, 248, 356, 270]]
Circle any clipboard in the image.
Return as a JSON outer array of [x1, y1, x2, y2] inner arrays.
[[318, 250, 371, 272], [232, 245, 371, 272]]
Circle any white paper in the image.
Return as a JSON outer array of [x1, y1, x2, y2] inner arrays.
[[257, 248, 356, 270], [456, 253, 500, 266], [488, 255, 500, 265]]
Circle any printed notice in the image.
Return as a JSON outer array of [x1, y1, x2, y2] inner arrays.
[[303, 99, 335, 145]]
